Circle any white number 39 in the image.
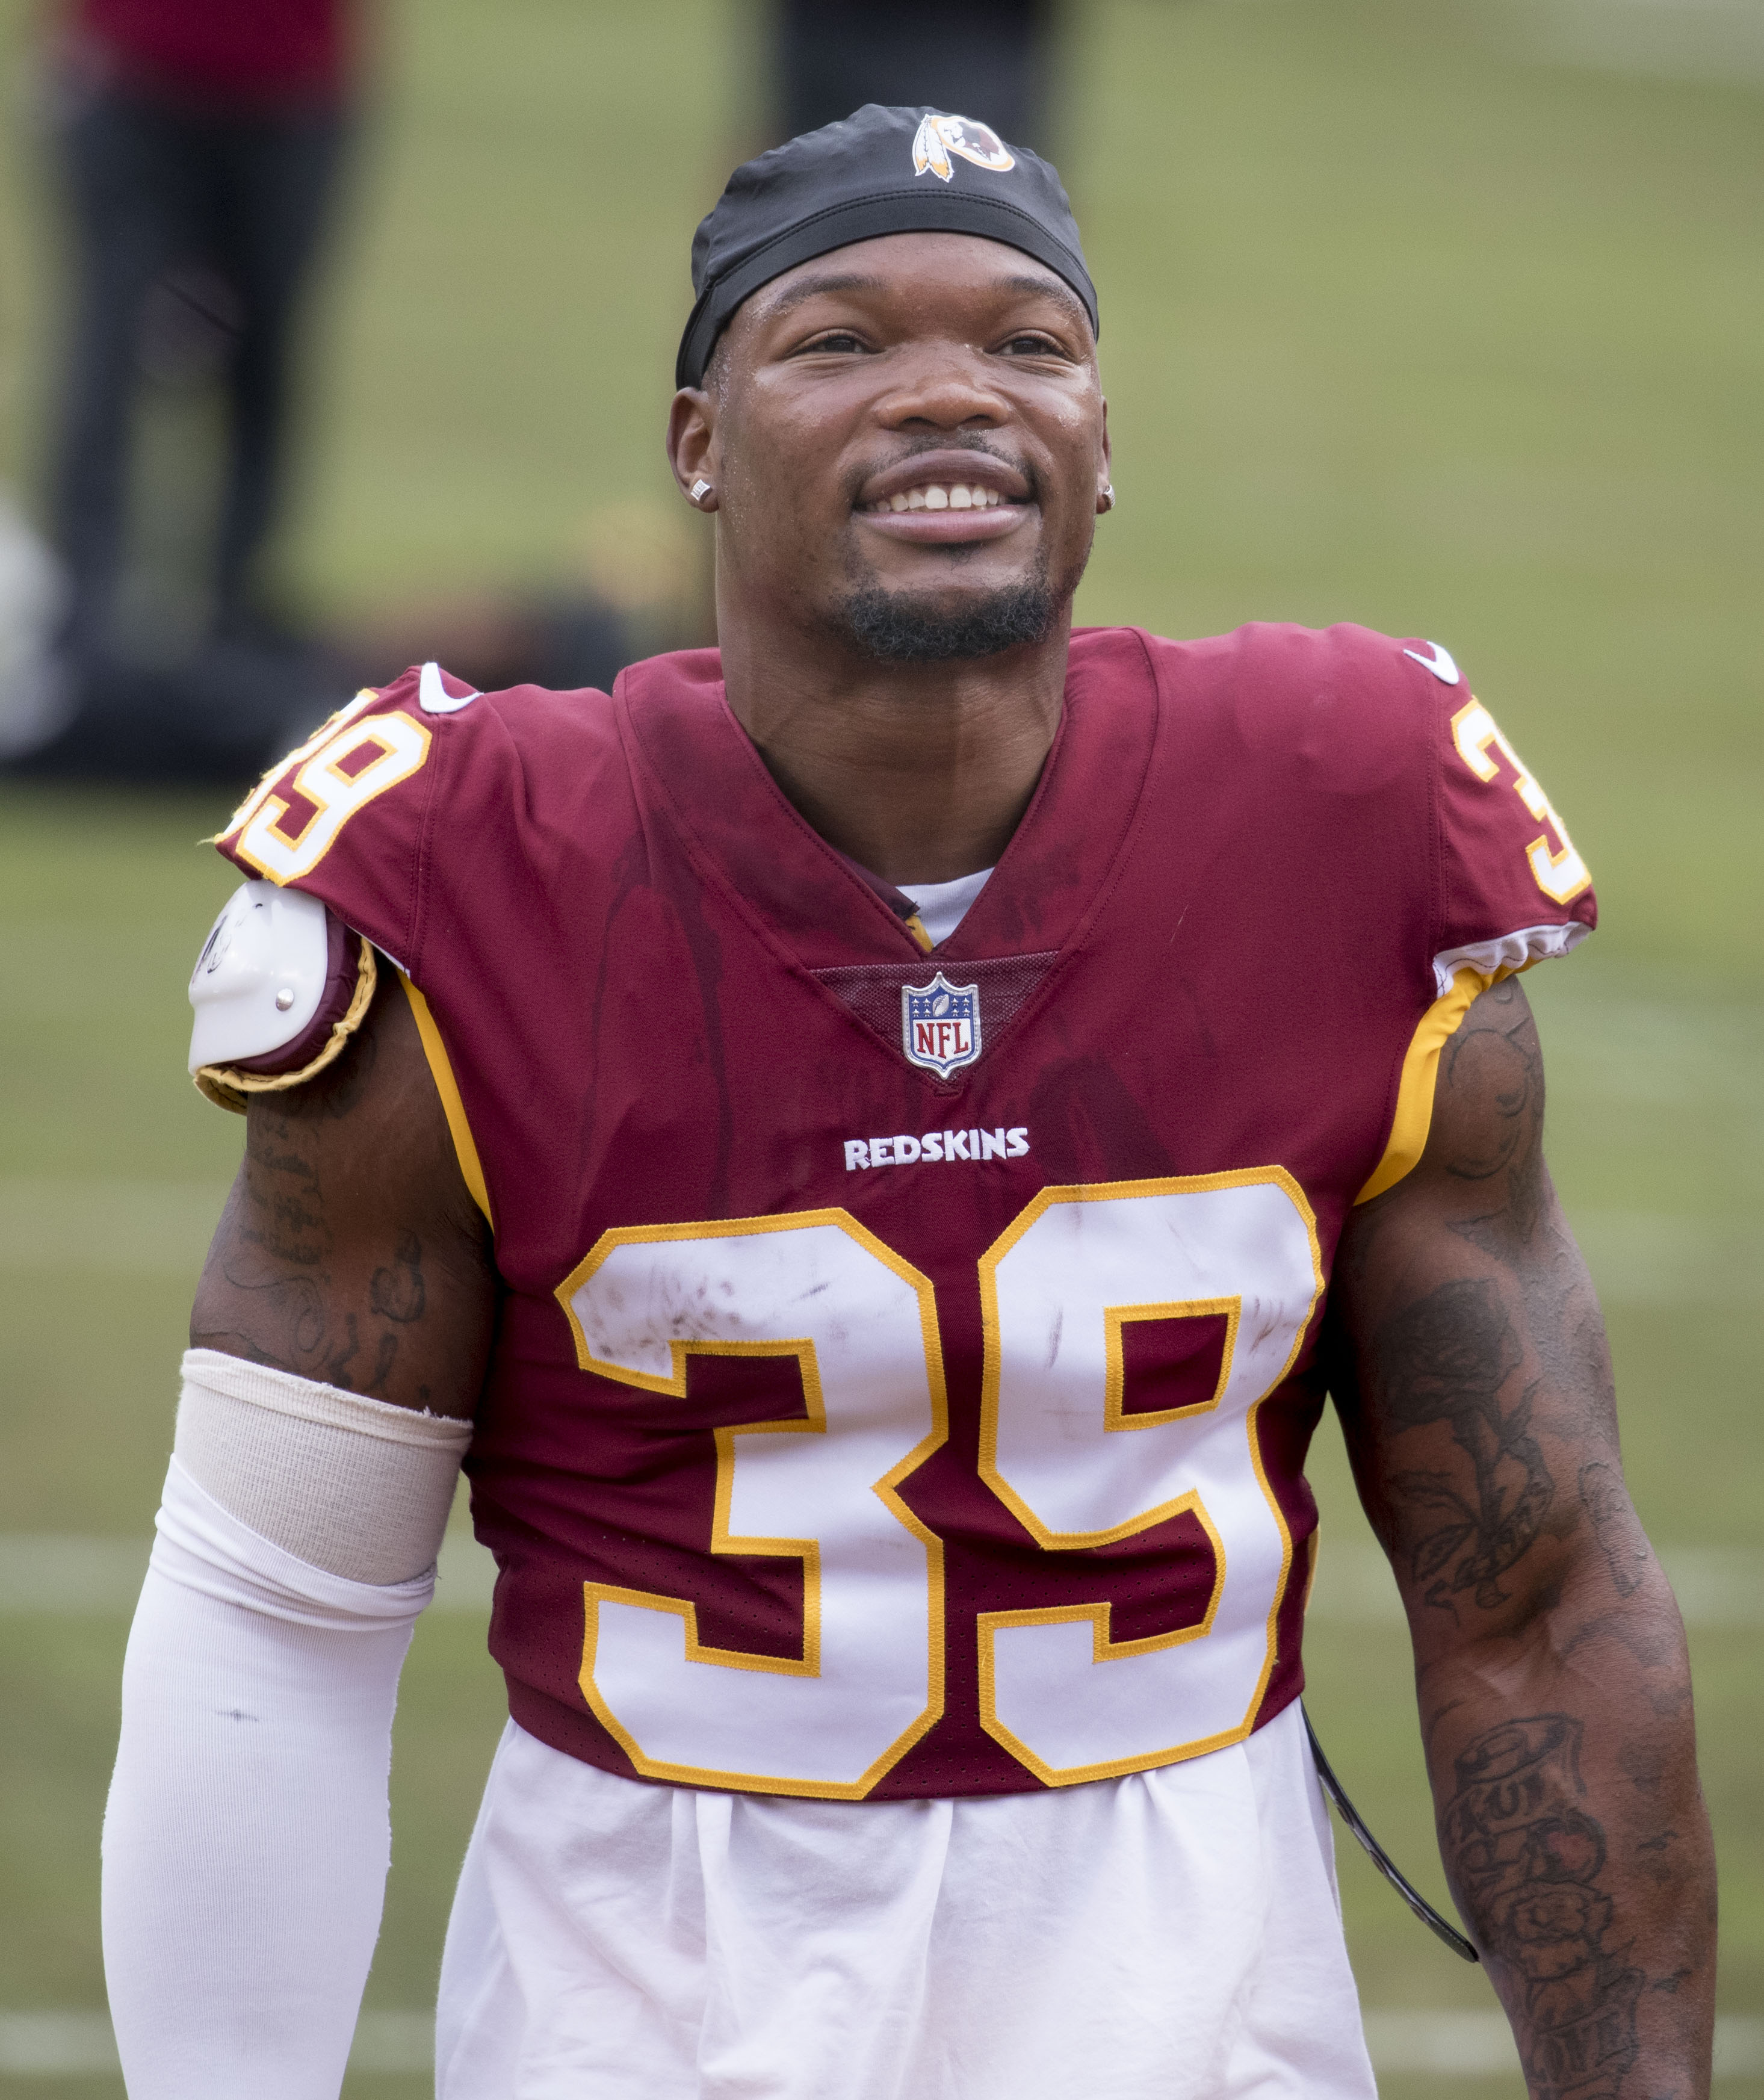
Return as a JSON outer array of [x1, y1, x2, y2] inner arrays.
[[556, 1171, 1322, 1798]]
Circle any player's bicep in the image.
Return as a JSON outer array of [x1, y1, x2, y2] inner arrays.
[[1326, 978, 1633, 1647], [191, 973, 495, 1418]]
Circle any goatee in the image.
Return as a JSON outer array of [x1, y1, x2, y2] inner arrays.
[[835, 576, 1062, 663]]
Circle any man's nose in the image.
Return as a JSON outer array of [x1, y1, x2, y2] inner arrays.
[[874, 346, 1009, 431]]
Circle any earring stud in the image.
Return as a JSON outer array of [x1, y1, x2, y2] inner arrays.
[[1100, 482, 1116, 512], [690, 479, 713, 504]]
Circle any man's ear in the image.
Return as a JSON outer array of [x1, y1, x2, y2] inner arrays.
[[667, 389, 719, 510], [1095, 396, 1113, 514]]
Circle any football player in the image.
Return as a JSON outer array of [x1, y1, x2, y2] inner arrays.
[[102, 104, 1713, 2100]]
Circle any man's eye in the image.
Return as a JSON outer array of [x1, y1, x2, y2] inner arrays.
[[1002, 333, 1064, 357], [799, 331, 867, 355]]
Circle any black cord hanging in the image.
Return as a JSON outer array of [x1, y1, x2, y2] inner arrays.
[[1304, 1706, 1480, 1964]]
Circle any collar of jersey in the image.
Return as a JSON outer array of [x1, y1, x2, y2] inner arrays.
[[611, 629, 1162, 977]]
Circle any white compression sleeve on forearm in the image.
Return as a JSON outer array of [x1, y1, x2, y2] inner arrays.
[[102, 1355, 471, 2100]]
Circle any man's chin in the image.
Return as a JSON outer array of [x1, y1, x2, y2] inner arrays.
[[834, 577, 1062, 664]]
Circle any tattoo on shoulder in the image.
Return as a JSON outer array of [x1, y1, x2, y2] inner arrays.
[[1442, 984, 1549, 1248], [1443, 983, 1541, 1157], [1378, 1277, 1555, 1610], [193, 1098, 430, 1398], [1443, 1715, 1641, 2100]]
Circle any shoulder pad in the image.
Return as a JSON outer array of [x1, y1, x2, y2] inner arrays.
[[188, 883, 375, 1112]]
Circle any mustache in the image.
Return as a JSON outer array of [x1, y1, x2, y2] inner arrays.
[[847, 437, 1038, 504]]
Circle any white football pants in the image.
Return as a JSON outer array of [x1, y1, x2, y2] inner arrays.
[[436, 1698, 1376, 2100]]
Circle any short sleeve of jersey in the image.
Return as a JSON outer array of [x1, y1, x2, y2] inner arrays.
[[209, 664, 457, 967], [1423, 648, 1597, 996], [209, 657, 636, 995]]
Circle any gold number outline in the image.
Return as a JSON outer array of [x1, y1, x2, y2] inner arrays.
[[231, 711, 433, 886], [1450, 697, 1591, 907], [1103, 1295, 1241, 1433], [593, 1337, 826, 1682], [554, 1208, 949, 1800], [974, 1167, 1323, 1785], [215, 687, 382, 847]]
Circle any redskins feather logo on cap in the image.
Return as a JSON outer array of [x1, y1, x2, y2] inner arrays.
[[911, 113, 1016, 183]]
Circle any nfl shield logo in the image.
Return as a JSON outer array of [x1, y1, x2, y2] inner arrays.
[[902, 971, 982, 1078]]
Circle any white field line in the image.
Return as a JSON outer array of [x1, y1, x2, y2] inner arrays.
[[0, 1182, 232, 1277], [0, 2007, 434, 2075], [0, 1184, 1758, 1306], [1364, 2010, 1764, 2077], [0, 1532, 1753, 1624], [1307, 1540, 1764, 1629], [0, 1531, 497, 1615], [2, 2010, 1757, 2078]]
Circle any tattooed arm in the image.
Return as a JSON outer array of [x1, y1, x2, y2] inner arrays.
[[190, 969, 497, 1418], [1328, 976, 1716, 2100], [102, 977, 495, 2093]]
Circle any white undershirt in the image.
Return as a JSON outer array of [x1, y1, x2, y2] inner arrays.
[[898, 867, 993, 947], [435, 1703, 1376, 2100]]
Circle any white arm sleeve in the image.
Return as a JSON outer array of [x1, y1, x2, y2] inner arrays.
[[102, 1354, 471, 2099]]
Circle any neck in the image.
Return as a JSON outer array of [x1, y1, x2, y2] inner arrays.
[[716, 614, 1070, 886]]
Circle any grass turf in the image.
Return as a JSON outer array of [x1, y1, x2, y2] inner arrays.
[[1, 0, 1759, 2091]]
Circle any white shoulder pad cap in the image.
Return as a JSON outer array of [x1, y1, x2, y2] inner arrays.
[[188, 881, 333, 1074]]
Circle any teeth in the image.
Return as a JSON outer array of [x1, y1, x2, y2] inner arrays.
[[873, 484, 1009, 513]]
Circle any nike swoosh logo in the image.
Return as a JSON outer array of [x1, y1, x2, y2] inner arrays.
[[1402, 640, 1460, 686], [418, 660, 481, 714]]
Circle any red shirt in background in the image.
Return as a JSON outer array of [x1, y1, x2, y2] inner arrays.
[[69, 0, 352, 104]]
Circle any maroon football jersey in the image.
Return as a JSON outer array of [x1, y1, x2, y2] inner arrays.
[[212, 624, 1594, 1800]]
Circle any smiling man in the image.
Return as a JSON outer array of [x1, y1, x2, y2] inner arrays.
[[103, 106, 1713, 2100]]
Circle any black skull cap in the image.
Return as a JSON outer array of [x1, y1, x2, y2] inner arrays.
[[676, 104, 1098, 390]]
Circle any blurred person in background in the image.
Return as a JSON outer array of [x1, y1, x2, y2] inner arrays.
[[23, 0, 361, 775], [774, 0, 1054, 150]]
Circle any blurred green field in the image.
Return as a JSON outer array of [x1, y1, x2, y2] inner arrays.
[[1, 0, 1760, 2093]]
